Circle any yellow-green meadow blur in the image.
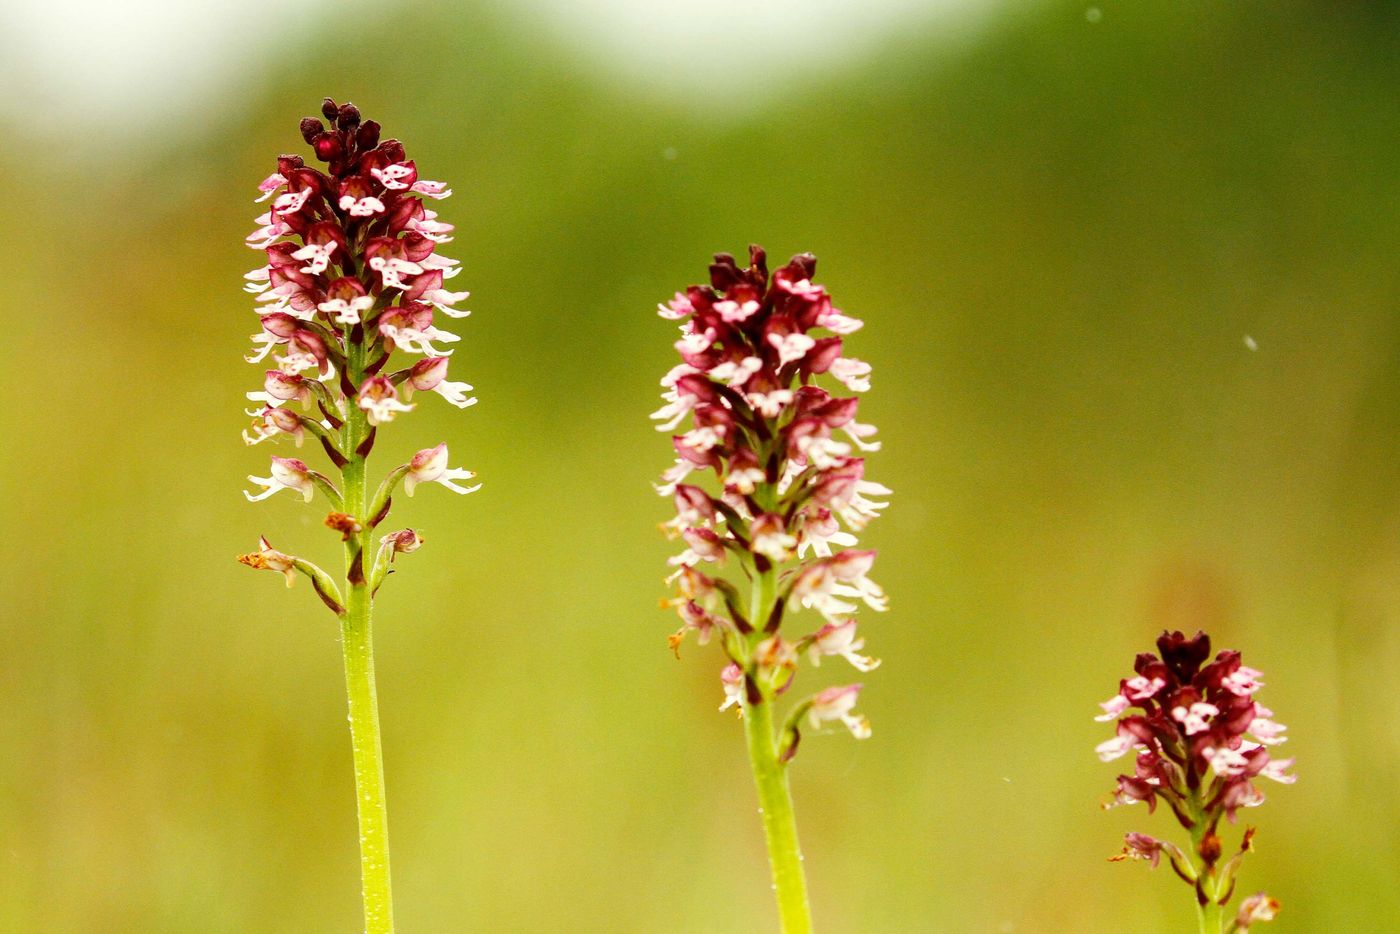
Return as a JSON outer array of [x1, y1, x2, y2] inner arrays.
[[2, 1, 1397, 930]]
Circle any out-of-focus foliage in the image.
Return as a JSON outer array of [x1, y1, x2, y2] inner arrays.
[[2, 1, 1397, 930]]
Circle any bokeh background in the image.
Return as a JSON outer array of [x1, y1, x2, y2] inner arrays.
[[3, 0, 1398, 930]]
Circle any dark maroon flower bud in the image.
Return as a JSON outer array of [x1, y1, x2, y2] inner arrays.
[[357, 120, 382, 150], [674, 373, 718, 405], [320, 97, 339, 120], [399, 232, 436, 263], [380, 139, 406, 163], [811, 396, 859, 428], [804, 337, 843, 374], [1157, 629, 1212, 680], [791, 384, 832, 412], [259, 312, 301, 340], [747, 244, 768, 279], [300, 117, 324, 144], [782, 252, 817, 281], [336, 102, 361, 131], [708, 252, 742, 290], [1119, 715, 1156, 745], [313, 132, 344, 163]]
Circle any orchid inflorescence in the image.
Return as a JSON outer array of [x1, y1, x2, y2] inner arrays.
[[237, 97, 479, 606], [1097, 630, 1293, 932], [235, 98, 478, 934], [651, 246, 891, 930], [654, 245, 891, 756]]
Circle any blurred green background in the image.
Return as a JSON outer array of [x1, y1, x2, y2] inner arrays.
[[2, 0, 1398, 930]]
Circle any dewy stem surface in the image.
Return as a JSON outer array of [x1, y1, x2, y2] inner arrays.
[[743, 567, 814, 934], [341, 337, 395, 934]]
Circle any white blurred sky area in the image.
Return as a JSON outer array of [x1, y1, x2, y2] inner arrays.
[[0, 0, 1009, 139]]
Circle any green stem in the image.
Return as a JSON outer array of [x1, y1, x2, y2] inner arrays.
[[1189, 797, 1221, 934], [743, 568, 813, 934], [1196, 899, 1224, 934], [341, 339, 395, 934]]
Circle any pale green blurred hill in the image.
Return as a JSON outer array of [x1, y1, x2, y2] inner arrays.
[[2, 1, 1398, 930]]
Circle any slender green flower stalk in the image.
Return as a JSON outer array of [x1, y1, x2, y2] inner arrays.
[[652, 247, 890, 932], [236, 98, 478, 934], [1097, 631, 1293, 933]]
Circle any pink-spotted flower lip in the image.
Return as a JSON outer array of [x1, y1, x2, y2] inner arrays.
[[245, 456, 315, 502], [1171, 701, 1220, 735], [807, 684, 871, 739], [404, 443, 480, 496]]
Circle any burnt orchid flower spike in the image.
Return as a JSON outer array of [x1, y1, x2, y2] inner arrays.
[[653, 246, 891, 933], [236, 98, 478, 934], [1097, 630, 1294, 934]]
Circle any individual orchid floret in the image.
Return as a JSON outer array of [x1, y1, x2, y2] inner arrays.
[[236, 535, 299, 587], [324, 512, 364, 541], [357, 377, 415, 426], [750, 514, 798, 562], [318, 278, 376, 325], [245, 456, 317, 502], [380, 528, 424, 557], [403, 356, 477, 408], [651, 246, 889, 931], [804, 619, 881, 672], [236, 535, 344, 615], [403, 443, 480, 496], [718, 663, 745, 712], [243, 405, 307, 447], [1233, 894, 1280, 930], [247, 370, 315, 409], [236, 99, 477, 934], [1111, 832, 1165, 869], [805, 684, 871, 739], [1097, 630, 1292, 932]]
